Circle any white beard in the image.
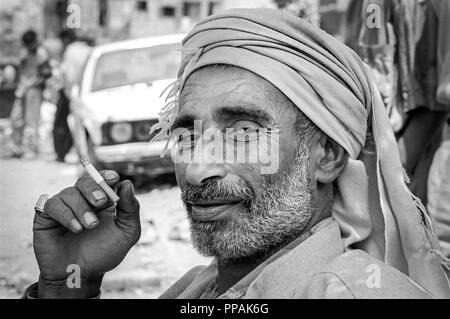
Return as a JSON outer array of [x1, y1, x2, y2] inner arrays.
[[188, 146, 315, 261]]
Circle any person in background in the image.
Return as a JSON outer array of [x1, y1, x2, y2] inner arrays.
[[52, 29, 76, 162], [344, 0, 448, 206], [55, 30, 92, 161], [421, 0, 450, 260], [10, 30, 51, 159]]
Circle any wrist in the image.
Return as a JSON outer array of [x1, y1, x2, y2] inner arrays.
[[37, 274, 103, 299]]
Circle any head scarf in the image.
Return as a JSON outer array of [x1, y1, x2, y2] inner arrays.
[[152, 8, 450, 298]]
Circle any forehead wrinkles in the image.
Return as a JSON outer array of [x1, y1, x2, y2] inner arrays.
[[179, 72, 276, 113], [181, 80, 248, 104]]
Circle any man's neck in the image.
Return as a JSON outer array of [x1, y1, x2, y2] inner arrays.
[[216, 201, 332, 295], [217, 254, 267, 295], [216, 231, 315, 294]]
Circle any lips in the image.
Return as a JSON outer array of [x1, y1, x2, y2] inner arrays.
[[188, 199, 243, 222]]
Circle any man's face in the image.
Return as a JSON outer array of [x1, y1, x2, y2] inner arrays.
[[174, 66, 317, 260]]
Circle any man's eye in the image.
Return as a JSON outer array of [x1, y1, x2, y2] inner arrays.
[[227, 127, 259, 142], [177, 132, 199, 149]]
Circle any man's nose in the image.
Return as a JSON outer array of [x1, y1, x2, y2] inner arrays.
[[185, 139, 227, 186], [185, 129, 227, 186], [186, 162, 226, 186]]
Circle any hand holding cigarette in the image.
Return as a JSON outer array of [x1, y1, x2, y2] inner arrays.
[[32, 166, 141, 298], [80, 157, 120, 204]]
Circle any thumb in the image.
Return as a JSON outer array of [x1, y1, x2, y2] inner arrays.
[[33, 209, 59, 232], [115, 180, 140, 235]]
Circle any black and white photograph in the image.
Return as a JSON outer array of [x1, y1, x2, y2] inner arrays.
[[0, 0, 449, 304]]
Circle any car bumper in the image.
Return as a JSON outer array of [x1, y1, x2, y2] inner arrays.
[[95, 141, 174, 175]]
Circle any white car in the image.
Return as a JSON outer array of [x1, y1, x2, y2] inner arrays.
[[70, 34, 183, 176]]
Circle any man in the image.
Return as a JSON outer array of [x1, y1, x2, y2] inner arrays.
[[10, 30, 50, 158], [345, 0, 449, 206], [51, 29, 76, 162], [52, 29, 93, 162], [424, 0, 450, 259], [25, 9, 450, 298]]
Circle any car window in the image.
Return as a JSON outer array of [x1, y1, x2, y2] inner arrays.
[[91, 43, 180, 92]]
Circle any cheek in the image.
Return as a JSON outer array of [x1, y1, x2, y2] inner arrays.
[[231, 163, 266, 196], [277, 133, 300, 174]]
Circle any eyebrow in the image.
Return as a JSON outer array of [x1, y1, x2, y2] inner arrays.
[[171, 114, 196, 131], [214, 106, 273, 126]]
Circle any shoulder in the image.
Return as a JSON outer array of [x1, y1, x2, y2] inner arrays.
[[304, 250, 434, 299]]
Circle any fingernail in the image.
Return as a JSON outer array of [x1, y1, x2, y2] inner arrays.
[[70, 219, 83, 232], [92, 190, 106, 202], [83, 212, 98, 227], [126, 180, 135, 197], [104, 171, 117, 182], [118, 180, 135, 200]]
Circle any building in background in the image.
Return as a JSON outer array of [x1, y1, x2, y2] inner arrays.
[[0, 0, 349, 63], [68, 0, 275, 41]]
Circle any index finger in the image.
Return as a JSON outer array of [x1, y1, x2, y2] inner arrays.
[[75, 170, 120, 208]]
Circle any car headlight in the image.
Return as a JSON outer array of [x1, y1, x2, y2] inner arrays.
[[134, 122, 151, 141], [110, 122, 133, 143]]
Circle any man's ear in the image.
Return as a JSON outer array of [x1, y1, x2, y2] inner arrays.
[[312, 134, 348, 184]]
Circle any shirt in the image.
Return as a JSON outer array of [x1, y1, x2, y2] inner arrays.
[[160, 218, 434, 299]]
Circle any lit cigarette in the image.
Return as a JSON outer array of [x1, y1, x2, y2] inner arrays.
[[80, 156, 120, 204]]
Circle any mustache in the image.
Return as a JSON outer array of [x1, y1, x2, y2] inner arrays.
[[181, 178, 255, 204]]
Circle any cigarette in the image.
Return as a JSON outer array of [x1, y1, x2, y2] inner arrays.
[[80, 156, 120, 204]]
